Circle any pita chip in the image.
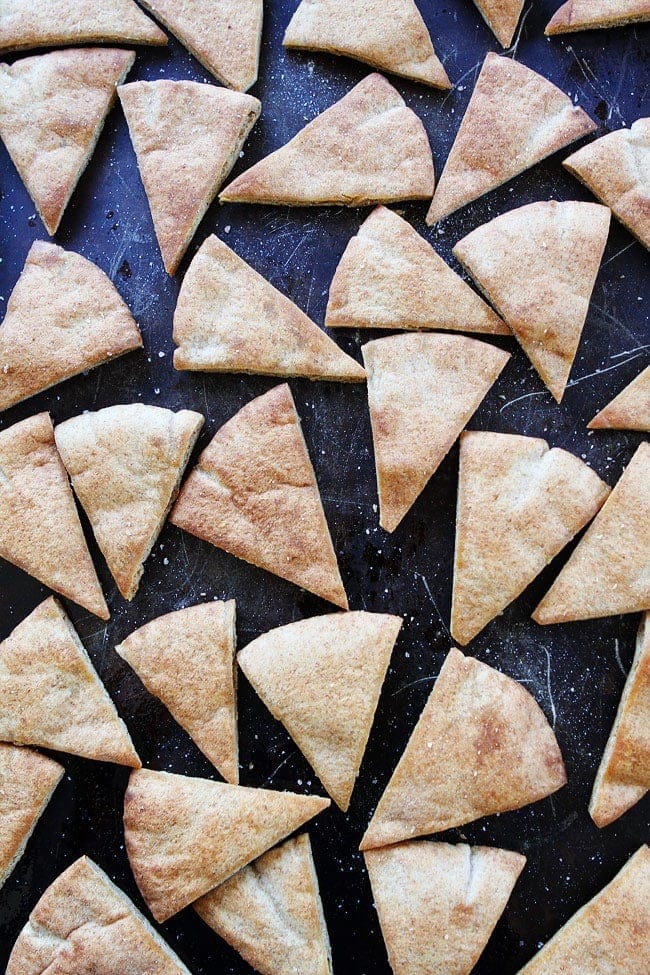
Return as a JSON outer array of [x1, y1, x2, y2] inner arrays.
[[6, 856, 193, 975], [0, 744, 64, 889], [283, 0, 450, 90], [0, 413, 108, 619], [0, 242, 142, 413], [169, 384, 348, 609], [517, 845, 650, 974], [138, 0, 263, 92], [195, 834, 332, 975], [119, 82, 261, 275], [0, 48, 135, 235], [325, 207, 508, 336], [546, 0, 650, 34], [220, 73, 435, 207], [238, 612, 402, 810], [0, 597, 140, 767], [451, 431, 611, 645], [116, 601, 239, 784], [124, 768, 330, 922], [588, 365, 650, 431], [54, 404, 203, 601], [454, 201, 611, 402], [471, 0, 526, 47], [360, 648, 566, 849], [365, 841, 526, 975], [534, 442, 650, 624], [362, 334, 510, 532], [426, 53, 596, 224], [173, 234, 366, 381]]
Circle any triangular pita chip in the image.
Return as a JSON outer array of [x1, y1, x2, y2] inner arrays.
[[365, 841, 526, 975], [451, 431, 611, 645], [195, 834, 332, 975], [518, 845, 650, 974], [362, 334, 510, 532], [0, 48, 135, 235], [116, 601, 239, 783], [54, 404, 203, 601], [169, 384, 348, 609], [325, 207, 509, 336], [283, 0, 450, 89], [470, 0, 526, 46], [588, 365, 650, 431], [0, 413, 108, 619], [426, 53, 596, 224], [360, 648, 566, 849], [0, 241, 143, 413], [454, 201, 611, 402], [124, 768, 330, 921], [534, 442, 650, 623], [238, 612, 402, 810], [138, 0, 263, 92], [220, 73, 435, 207], [173, 234, 366, 380], [6, 856, 193, 975], [119, 81, 261, 275], [546, 0, 650, 34], [0, 597, 140, 767]]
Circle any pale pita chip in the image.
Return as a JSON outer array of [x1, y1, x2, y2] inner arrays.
[[454, 201, 611, 402], [360, 648, 566, 849], [0, 597, 140, 767], [220, 73, 435, 207], [365, 841, 526, 975], [426, 53, 596, 224], [0, 241, 143, 413], [451, 431, 611, 645], [0, 413, 108, 619], [169, 384, 348, 609], [238, 612, 402, 810], [546, 0, 650, 34], [195, 834, 332, 975], [119, 81, 261, 275], [325, 206, 508, 336], [471, 0, 526, 46], [54, 404, 203, 601], [534, 442, 650, 623], [588, 365, 650, 431], [116, 601, 239, 784], [173, 234, 366, 380], [124, 768, 330, 922], [363, 334, 510, 532]]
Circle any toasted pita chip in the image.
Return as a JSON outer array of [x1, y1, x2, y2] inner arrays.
[[0, 413, 108, 619], [6, 856, 193, 975], [451, 431, 611, 645], [116, 601, 238, 783], [173, 234, 366, 380], [363, 334, 510, 532], [238, 612, 402, 810], [54, 404, 203, 601], [124, 768, 330, 921], [365, 841, 526, 975], [454, 201, 610, 402], [169, 384, 348, 609], [588, 365, 650, 431], [220, 73, 434, 207], [360, 648, 566, 849], [471, 0, 526, 46], [534, 442, 650, 623], [426, 53, 596, 224], [518, 845, 650, 974], [546, 0, 650, 34], [196, 834, 332, 975]]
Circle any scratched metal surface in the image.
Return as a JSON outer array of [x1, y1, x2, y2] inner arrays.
[[0, 1, 648, 972]]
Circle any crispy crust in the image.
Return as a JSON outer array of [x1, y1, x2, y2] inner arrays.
[[471, 0, 526, 47], [588, 364, 650, 431], [546, 0, 650, 34]]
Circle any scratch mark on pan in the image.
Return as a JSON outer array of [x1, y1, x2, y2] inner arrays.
[[500, 389, 548, 412], [392, 673, 440, 696], [544, 646, 557, 729], [565, 352, 646, 389], [601, 242, 636, 266], [565, 46, 626, 125], [414, 571, 452, 641], [610, 344, 650, 358], [505, 2, 532, 57], [614, 638, 628, 677], [264, 749, 298, 785], [441, 60, 483, 108]]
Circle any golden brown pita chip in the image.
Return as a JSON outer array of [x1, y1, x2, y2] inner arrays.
[[471, 0, 526, 46], [426, 53, 596, 224], [546, 0, 650, 34], [360, 648, 566, 849], [220, 73, 434, 207], [363, 334, 510, 532], [173, 234, 366, 380], [124, 768, 330, 922], [588, 365, 650, 431], [169, 384, 348, 609], [454, 201, 610, 402]]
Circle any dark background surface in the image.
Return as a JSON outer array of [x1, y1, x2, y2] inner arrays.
[[0, 1, 648, 971]]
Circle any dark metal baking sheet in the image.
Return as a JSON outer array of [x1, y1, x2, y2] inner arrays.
[[0, 1, 648, 972]]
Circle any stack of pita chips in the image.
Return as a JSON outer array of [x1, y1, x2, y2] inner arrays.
[[546, 0, 650, 35], [470, 0, 526, 47], [0, 0, 166, 52], [588, 365, 650, 431]]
